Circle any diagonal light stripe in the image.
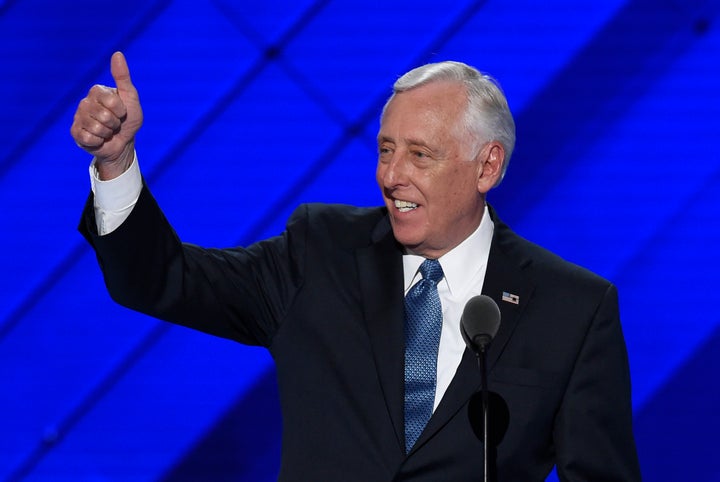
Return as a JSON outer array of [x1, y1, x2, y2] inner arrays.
[[3, 2, 498, 476], [0, 3, 334, 477], [491, 0, 719, 224], [232, 0, 494, 244], [5, 322, 170, 482], [0, 0, 174, 183]]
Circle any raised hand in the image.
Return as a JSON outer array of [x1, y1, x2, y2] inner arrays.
[[71, 52, 143, 180]]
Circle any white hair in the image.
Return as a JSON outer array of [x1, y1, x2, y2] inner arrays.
[[382, 61, 516, 185]]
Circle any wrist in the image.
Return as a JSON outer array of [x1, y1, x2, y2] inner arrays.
[[96, 142, 135, 180]]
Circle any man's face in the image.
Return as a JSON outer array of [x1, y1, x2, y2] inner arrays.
[[376, 81, 501, 259]]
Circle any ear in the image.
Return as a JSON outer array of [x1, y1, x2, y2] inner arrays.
[[476, 141, 505, 193]]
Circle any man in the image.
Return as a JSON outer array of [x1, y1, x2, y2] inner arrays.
[[72, 52, 641, 481]]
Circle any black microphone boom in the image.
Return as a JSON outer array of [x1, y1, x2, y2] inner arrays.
[[461, 295, 501, 354]]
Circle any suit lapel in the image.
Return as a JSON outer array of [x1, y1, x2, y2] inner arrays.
[[482, 218, 535, 372], [356, 216, 406, 450], [410, 209, 535, 455]]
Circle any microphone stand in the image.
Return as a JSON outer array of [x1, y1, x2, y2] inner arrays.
[[475, 336, 494, 482], [461, 296, 502, 482]]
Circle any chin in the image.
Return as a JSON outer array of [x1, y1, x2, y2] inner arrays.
[[389, 228, 423, 250]]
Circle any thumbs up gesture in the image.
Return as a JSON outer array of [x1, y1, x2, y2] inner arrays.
[[71, 52, 143, 180]]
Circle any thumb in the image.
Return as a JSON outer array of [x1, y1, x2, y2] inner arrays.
[[110, 51, 136, 97]]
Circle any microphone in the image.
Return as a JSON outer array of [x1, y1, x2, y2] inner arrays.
[[461, 295, 501, 354], [461, 295, 501, 482]]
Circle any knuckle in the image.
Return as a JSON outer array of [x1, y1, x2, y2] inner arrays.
[[94, 108, 110, 124], [88, 84, 107, 99], [75, 130, 93, 147]]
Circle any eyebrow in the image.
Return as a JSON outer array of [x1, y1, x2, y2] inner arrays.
[[376, 134, 434, 150], [405, 137, 433, 149]]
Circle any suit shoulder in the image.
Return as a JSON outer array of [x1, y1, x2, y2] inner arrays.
[[498, 224, 612, 292], [288, 203, 387, 247]]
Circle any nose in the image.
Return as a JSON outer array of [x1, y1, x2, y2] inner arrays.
[[379, 153, 409, 189]]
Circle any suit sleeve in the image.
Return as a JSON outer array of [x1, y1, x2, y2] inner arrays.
[[78, 184, 307, 347], [553, 284, 642, 481]]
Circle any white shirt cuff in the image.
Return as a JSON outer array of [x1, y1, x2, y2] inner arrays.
[[89, 152, 143, 235]]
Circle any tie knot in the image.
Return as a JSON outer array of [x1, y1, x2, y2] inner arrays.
[[419, 259, 444, 283]]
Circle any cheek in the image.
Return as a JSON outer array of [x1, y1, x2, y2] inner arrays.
[[443, 170, 478, 210]]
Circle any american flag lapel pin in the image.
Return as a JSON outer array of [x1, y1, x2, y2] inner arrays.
[[502, 291, 520, 305]]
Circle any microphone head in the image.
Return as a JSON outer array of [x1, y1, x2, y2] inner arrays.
[[461, 295, 501, 353]]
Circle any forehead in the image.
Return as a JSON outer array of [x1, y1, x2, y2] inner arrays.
[[379, 81, 468, 140]]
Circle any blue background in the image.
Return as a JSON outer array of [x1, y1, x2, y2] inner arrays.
[[1, 0, 719, 480]]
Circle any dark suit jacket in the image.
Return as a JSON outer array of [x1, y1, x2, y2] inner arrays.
[[80, 186, 641, 481]]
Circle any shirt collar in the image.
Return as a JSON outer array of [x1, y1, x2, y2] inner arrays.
[[403, 205, 494, 296]]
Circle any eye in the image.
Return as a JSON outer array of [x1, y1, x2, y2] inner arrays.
[[410, 148, 433, 161], [378, 144, 395, 156]]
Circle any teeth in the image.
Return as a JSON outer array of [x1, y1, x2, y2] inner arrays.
[[394, 200, 418, 212]]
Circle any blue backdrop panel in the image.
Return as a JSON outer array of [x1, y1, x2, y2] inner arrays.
[[1, 0, 718, 480]]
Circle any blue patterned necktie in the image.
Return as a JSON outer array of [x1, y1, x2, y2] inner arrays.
[[404, 258, 444, 453]]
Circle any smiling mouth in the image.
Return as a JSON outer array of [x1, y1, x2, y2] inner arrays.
[[394, 199, 418, 212]]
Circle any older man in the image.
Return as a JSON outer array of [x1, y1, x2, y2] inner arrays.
[[73, 53, 640, 481]]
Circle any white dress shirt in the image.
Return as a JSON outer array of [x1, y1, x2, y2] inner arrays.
[[89, 155, 142, 235], [402, 208, 494, 410], [90, 156, 495, 412]]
